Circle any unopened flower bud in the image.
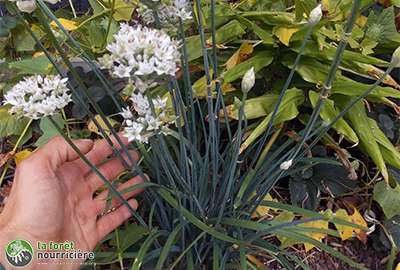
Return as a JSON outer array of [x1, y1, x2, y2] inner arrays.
[[391, 46, 400, 68], [241, 67, 255, 93], [309, 4, 323, 25], [16, 0, 36, 13], [280, 159, 293, 171]]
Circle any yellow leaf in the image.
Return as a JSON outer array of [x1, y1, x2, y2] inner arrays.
[[273, 27, 299, 46], [88, 115, 118, 136], [251, 193, 273, 218], [225, 43, 254, 70], [356, 15, 368, 28], [50, 18, 78, 31], [275, 211, 296, 247], [334, 208, 368, 241], [14, 150, 32, 165], [395, 263, 400, 270], [301, 219, 328, 252], [33, 52, 45, 58]]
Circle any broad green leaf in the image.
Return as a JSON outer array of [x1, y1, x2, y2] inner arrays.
[[186, 20, 247, 61], [14, 28, 36, 52], [374, 181, 400, 219], [291, 41, 389, 67], [367, 118, 400, 169], [0, 16, 17, 38], [35, 114, 66, 147], [88, 0, 104, 14], [237, 17, 274, 44], [241, 11, 296, 25], [309, 91, 358, 144], [192, 51, 273, 97], [295, 0, 317, 22], [207, 20, 246, 44], [112, 0, 136, 21], [241, 88, 304, 151], [8, 55, 51, 74], [224, 50, 274, 83], [336, 99, 388, 181], [282, 55, 400, 99], [0, 106, 30, 137], [365, 7, 400, 47]]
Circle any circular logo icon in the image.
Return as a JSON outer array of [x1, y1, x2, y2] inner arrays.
[[5, 239, 33, 267]]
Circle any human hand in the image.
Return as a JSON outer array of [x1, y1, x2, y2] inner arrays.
[[0, 135, 143, 269]]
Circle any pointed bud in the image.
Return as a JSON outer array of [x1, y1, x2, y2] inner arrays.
[[241, 67, 255, 93], [280, 159, 293, 171], [309, 4, 323, 25], [391, 46, 400, 68], [16, 0, 37, 13], [44, 0, 62, 4]]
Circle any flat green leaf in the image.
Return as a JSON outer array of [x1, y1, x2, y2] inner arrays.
[[291, 41, 389, 67], [374, 181, 400, 219], [0, 106, 30, 137], [309, 91, 358, 144], [367, 118, 400, 169], [112, 0, 136, 21], [14, 28, 36, 52], [223, 50, 274, 83], [209, 19, 246, 44], [0, 16, 17, 38], [282, 55, 400, 99], [186, 20, 249, 61], [35, 114, 66, 147], [88, 0, 104, 14], [336, 99, 388, 181], [241, 88, 304, 151], [241, 11, 296, 25], [237, 17, 274, 44], [8, 56, 51, 74]]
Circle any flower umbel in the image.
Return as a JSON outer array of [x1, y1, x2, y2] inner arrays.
[[98, 24, 181, 92], [138, 0, 193, 26], [121, 92, 168, 143], [4, 75, 71, 120]]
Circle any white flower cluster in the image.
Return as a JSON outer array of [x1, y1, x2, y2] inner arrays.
[[4, 75, 71, 120], [139, 0, 193, 26], [9, 0, 61, 13], [121, 92, 168, 143], [98, 24, 181, 92]]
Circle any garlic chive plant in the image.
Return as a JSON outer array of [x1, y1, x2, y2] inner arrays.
[[12, 0, 397, 268]]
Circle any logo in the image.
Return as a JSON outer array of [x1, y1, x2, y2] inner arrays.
[[5, 239, 33, 267]]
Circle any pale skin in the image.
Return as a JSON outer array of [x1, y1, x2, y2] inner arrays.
[[0, 135, 144, 269]]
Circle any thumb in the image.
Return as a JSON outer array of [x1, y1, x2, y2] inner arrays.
[[35, 136, 94, 170]]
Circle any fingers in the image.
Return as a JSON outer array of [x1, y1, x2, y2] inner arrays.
[[76, 134, 133, 175], [32, 136, 94, 170], [96, 199, 138, 240], [93, 175, 144, 214], [86, 150, 138, 192]]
